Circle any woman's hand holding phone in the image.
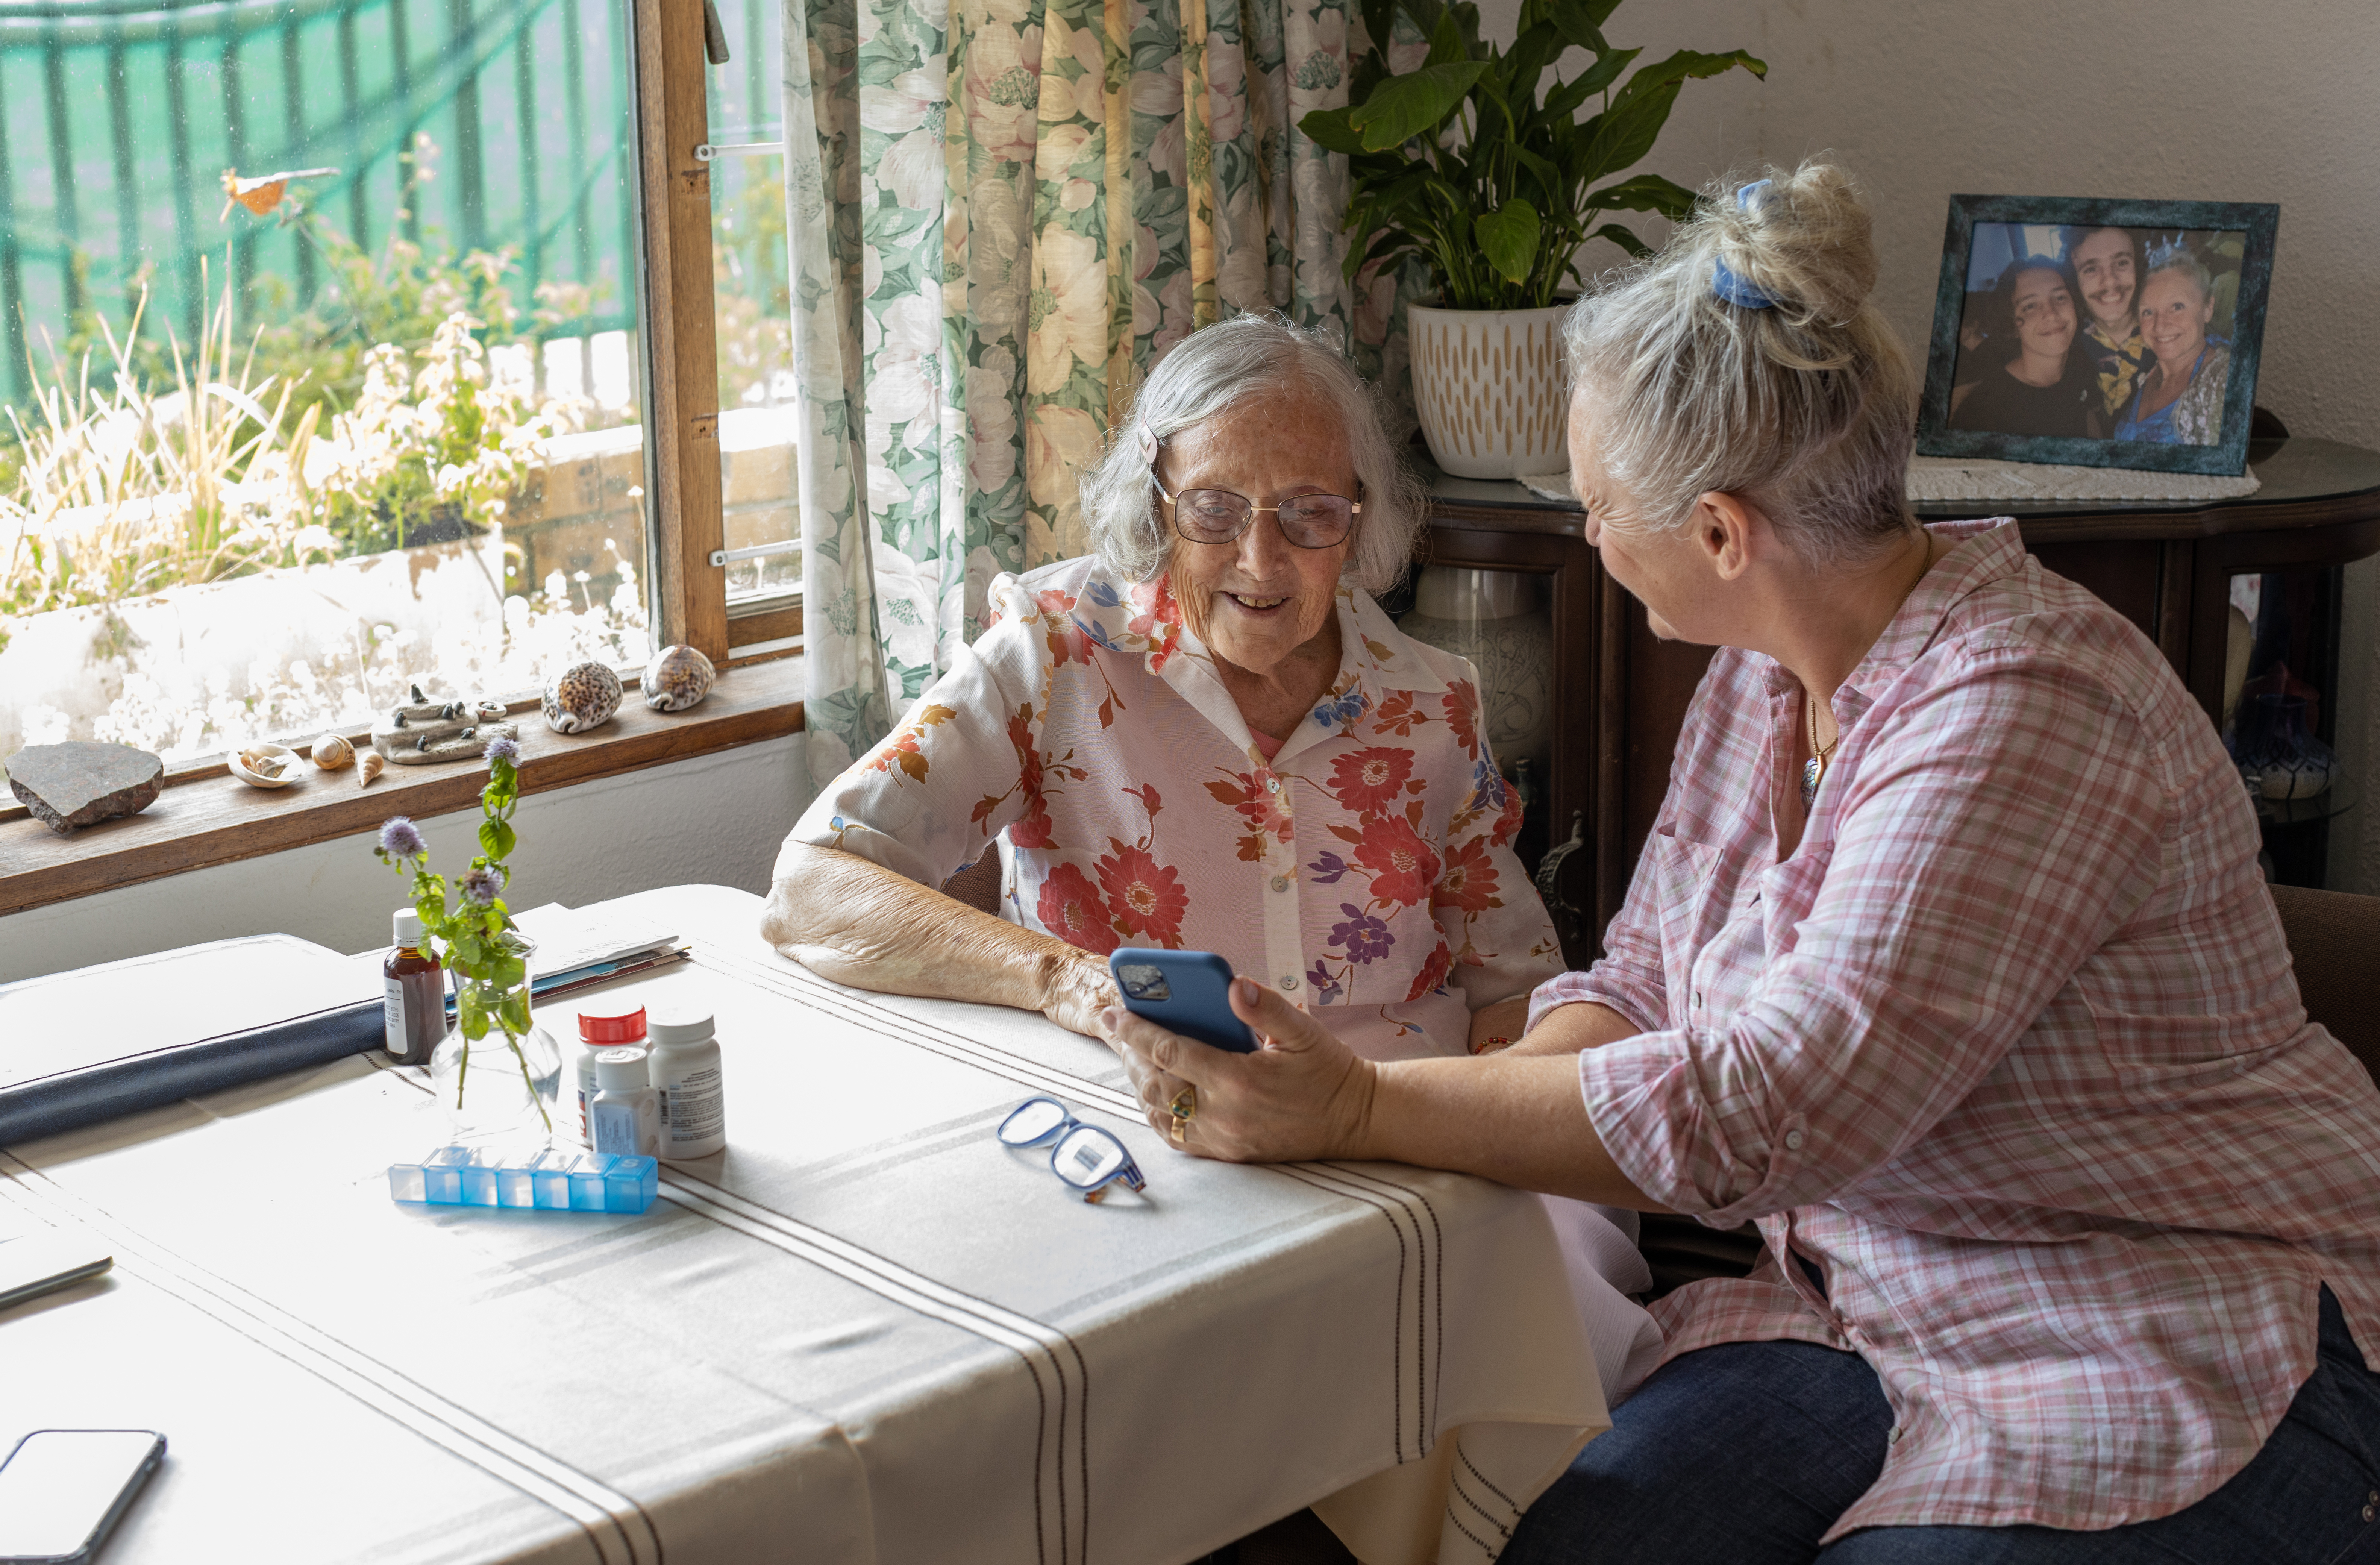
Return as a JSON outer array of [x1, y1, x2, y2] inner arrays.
[[1102, 977, 1378, 1165]]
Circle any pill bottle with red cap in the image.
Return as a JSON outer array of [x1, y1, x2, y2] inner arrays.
[[570, 1004, 647, 1144]]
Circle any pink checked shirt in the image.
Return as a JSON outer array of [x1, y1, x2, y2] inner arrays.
[[1531, 519, 2380, 1538], [793, 556, 1563, 1060]]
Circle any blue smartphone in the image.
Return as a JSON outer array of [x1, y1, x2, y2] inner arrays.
[[1109, 949, 1260, 1054]]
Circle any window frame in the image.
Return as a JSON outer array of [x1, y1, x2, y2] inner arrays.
[[631, 0, 801, 665]]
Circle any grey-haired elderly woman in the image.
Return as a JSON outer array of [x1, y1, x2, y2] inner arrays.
[[764, 313, 1564, 1071]]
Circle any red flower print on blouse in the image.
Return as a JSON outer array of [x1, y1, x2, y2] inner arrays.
[[1037, 863, 1118, 955], [1329, 746, 1414, 817], [1353, 813, 1442, 907], [1404, 937, 1454, 1001], [1128, 575, 1185, 671], [1370, 689, 1435, 737], [1096, 841, 1188, 946], [1443, 681, 1481, 758], [1432, 836, 1503, 914], [865, 704, 957, 782], [1205, 769, 1295, 861], [1035, 588, 1094, 667]]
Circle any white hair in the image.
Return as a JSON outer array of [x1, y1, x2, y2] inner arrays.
[[1078, 313, 1424, 593], [1563, 160, 1919, 565]]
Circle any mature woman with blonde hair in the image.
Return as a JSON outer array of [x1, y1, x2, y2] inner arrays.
[[1105, 165, 2380, 1561], [766, 313, 1563, 1066]]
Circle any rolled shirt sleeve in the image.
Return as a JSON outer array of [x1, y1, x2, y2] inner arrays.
[[1579, 647, 2168, 1228], [782, 611, 1041, 892]]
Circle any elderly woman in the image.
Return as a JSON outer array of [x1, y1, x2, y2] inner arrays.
[[1946, 257, 2099, 437], [764, 314, 1562, 1066], [1106, 165, 2380, 1563], [2118, 244, 2234, 445]]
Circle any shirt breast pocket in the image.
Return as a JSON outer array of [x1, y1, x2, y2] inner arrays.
[[1646, 828, 1725, 1018]]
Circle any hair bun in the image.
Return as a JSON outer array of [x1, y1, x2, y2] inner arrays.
[[1709, 162, 1879, 323]]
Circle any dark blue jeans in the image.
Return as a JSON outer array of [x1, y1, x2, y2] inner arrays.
[[1504, 1286, 2380, 1564]]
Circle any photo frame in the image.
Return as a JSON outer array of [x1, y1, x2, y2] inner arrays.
[[1915, 195, 2280, 476]]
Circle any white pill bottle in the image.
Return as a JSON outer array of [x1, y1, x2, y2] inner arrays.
[[647, 1011, 727, 1160]]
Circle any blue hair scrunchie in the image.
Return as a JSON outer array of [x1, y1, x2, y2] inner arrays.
[[1711, 179, 1775, 309]]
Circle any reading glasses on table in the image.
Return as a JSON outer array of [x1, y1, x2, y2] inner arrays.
[[997, 1096, 1148, 1203]]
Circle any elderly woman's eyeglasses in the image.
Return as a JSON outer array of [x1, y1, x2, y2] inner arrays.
[[1155, 480, 1360, 549], [997, 1096, 1148, 1203]]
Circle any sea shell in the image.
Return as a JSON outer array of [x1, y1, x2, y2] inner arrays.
[[641, 645, 716, 712], [230, 743, 300, 789], [358, 751, 386, 787], [541, 661, 623, 734], [312, 732, 355, 770]]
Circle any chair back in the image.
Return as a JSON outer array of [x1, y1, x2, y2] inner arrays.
[[2269, 884, 2380, 1088]]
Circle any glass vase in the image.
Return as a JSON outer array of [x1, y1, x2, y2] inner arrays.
[[428, 965, 564, 1149]]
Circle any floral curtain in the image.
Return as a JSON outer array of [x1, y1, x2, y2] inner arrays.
[[782, 0, 1407, 787]]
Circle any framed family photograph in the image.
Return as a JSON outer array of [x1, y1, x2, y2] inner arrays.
[[1915, 194, 2280, 476]]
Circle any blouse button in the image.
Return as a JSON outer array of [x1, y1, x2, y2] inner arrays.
[[1280, 974, 1300, 990], [1270, 875, 1290, 893], [1265, 776, 1282, 793], [1784, 1129, 1806, 1151]]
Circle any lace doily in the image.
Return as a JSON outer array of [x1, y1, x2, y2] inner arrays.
[[1513, 460, 2260, 507], [1906, 456, 2259, 502]]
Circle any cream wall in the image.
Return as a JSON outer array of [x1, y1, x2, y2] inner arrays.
[[1475, 0, 2380, 889]]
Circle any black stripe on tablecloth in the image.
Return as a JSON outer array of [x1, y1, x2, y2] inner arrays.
[[1446, 1439, 1526, 1560], [707, 943, 1449, 1485], [0, 1149, 664, 1565], [653, 1168, 1093, 1565], [377, 1049, 1096, 1565]]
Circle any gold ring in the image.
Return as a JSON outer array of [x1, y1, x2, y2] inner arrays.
[[1167, 1115, 1187, 1145], [1168, 1084, 1198, 1124]]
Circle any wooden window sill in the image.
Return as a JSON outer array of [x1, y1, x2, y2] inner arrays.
[[0, 655, 805, 920]]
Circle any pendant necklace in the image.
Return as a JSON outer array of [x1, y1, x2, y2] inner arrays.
[[1801, 691, 1839, 811]]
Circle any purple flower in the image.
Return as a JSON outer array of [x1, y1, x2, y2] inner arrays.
[[458, 865, 504, 905], [378, 816, 427, 859], [1306, 959, 1343, 1006], [1327, 903, 1394, 964], [1307, 851, 1352, 885], [482, 735, 521, 766]]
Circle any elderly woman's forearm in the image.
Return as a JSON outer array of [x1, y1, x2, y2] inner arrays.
[[1354, 1053, 1668, 1209], [764, 843, 1101, 1022]]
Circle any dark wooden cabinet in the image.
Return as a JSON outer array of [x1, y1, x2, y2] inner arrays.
[[1420, 437, 2380, 961]]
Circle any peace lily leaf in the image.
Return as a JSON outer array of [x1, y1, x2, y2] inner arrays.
[[1300, 106, 1368, 154], [1546, 44, 1639, 119], [1476, 200, 1543, 285], [1588, 221, 1654, 259], [1425, 7, 1467, 67], [1583, 171, 1698, 218], [1348, 60, 1489, 150], [1544, 0, 1605, 54]]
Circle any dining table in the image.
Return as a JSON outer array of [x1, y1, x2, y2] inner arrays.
[[0, 884, 1614, 1565]]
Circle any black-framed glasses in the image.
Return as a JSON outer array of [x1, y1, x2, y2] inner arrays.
[[1154, 480, 1360, 549], [997, 1097, 1148, 1204]]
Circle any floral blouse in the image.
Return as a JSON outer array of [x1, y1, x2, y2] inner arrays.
[[789, 555, 1564, 1060]]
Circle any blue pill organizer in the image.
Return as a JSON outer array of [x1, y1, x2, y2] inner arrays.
[[387, 1145, 659, 1214]]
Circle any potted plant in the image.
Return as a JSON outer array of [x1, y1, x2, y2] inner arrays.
[[1302, 0, 1764, 478]]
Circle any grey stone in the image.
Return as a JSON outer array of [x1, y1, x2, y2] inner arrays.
[[7, 741, 165, 835]]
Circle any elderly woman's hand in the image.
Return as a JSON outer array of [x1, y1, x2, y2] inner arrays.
[[1102, 978, 1378, 1163]]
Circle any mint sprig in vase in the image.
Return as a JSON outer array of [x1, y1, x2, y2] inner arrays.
[[374, 737, 562, 1144]]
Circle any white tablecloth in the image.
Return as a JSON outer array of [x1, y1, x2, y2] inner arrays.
[[0, 886, 1635, 1565]]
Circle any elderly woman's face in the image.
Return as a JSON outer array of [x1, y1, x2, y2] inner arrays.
[[2072, 229, 2137, 335], [2139, 270, 2213, 369], [1157, 386, 1356, 676]]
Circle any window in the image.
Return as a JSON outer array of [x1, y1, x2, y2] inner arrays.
[[0, 0, 772, 772]]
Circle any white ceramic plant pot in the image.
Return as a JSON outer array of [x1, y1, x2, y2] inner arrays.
[[1407, 302, 1569, 480]]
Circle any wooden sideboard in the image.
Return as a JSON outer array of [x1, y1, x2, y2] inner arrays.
[[1419, 436, 2380, 962]]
